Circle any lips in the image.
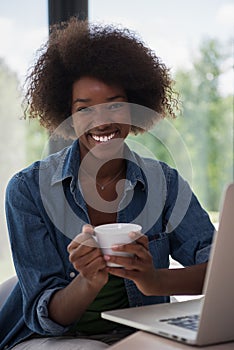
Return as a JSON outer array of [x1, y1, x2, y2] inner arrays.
[[89, 131, 118, 143]]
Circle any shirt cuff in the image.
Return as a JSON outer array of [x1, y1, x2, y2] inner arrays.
[[195, 244, 212, 264], [37, 288, 70, 335]]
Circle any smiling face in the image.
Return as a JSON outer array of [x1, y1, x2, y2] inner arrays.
[[71, 76, 131, 161]]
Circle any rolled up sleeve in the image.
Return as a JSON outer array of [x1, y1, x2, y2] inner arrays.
[[37, 288, 70, 334], [5, 172, 74, 336], [165, 171, 215, 266], [195, 244, 212, 264]]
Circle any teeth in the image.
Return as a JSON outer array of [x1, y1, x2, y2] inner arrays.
[[92, 132, 115, 142]]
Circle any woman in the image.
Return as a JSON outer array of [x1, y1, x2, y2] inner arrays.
[[0, 18, 214, 349]]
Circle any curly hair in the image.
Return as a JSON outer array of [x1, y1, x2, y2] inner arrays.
[[25, 17, 178, 134]]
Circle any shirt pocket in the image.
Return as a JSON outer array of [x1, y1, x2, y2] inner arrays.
[[148, 232, 170, 268]]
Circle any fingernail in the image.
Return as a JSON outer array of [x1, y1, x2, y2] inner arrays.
[[129, 231, 136, 238], [104, 255, 110, 261]]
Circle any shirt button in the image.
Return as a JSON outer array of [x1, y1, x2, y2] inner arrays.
[[4, 345, 8, 349], [70, 272, 76, 278]]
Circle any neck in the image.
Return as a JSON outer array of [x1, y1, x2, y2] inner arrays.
[[80, 158, 125, 179], [79, 158, 126, 192], [98, 159, 125, 179], [79, 142, 126, 180]]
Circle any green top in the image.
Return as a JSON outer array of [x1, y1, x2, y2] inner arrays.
[[70, 274, 129, 335]]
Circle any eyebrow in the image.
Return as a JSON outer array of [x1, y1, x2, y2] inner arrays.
[[72, 95, 126, 104]]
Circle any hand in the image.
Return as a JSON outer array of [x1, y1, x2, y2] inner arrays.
[[67, 224, 109, 289], [104, 232, 158, 296]]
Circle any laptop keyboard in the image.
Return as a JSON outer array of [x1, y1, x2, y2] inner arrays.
[[159, 314, 200, 331]]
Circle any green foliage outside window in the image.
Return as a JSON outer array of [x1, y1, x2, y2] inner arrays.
[[128, 38, 233, 212]]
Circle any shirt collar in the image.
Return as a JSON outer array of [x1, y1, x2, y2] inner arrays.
[[124, 144, 146, 190], [51, 139, 80, 186], [51, 139, 146, 190]]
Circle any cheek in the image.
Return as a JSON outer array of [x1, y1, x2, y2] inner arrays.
[[111, 108, 131, 128], [123, 125, 131, 138], [120, 106, 132, 126], [121, 113, 131, 135], [78, 134, 88, 146], [72, 115, 90, 137]]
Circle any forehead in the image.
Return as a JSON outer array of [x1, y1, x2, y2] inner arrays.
[[72, 76, 126, 99]]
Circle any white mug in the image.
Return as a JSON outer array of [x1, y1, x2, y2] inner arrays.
[[94, 223, 142, 267]]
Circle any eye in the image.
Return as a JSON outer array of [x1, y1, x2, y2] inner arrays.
[[76, 106, 93, 114], [107, 102, 125, 110]]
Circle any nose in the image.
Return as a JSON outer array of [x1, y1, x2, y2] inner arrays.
[[93, 123, 113, 131], [91, 105, 114, 129]]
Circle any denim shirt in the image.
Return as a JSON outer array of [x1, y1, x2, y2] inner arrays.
[[0, 140, 214, 349]]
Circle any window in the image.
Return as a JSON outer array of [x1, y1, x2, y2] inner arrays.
[[0, 1, 48, 282], [90, 0, 233, 215]]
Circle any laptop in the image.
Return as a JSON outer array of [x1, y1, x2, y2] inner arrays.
[[102, 183, 234, 346]]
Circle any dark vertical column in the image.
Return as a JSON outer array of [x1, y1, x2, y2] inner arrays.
[[48, 0, 88, 154], [48, 0, 88, 26]]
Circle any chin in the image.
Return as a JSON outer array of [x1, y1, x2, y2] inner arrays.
[[92, 140, 125, 160], [91, 145, 124, 161]]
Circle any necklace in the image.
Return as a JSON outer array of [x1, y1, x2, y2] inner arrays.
[[80, 166, 124, 190]]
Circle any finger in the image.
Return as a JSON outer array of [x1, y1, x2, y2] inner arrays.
[[75, 224, 95, 244], [71, 248, 104, 270], [111, 241, 149, 260], [80, 236, 98, 248], [82, 224, 94, 234], [69, 244, 100, 263], [86, 255, 107, 272], [79, 225, 96, 247], [68, 238, 99, 260], [104, 254, 143, 271], [107, 266, 138, 279], [69, 224, 94, 247], [78, 256, 107, 278], [68, 232, 97, 252], [129, 232, 148, 249]]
